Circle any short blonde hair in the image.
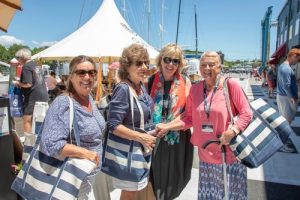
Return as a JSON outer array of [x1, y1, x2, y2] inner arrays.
[[156, 43, 185, 73], [200, 51, 222, 64]]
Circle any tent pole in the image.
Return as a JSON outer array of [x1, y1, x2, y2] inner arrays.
[[95, 57, 103, 102], [108, 57, 112, 94]]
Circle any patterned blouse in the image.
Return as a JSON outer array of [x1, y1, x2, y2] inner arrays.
[[40, 95, 106, 172]]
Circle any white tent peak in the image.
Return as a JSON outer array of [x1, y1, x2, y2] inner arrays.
[[32, 0, 159, 60]]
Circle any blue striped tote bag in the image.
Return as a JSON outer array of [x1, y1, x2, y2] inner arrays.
[[11, 97, 96, 199], [223, 78, 293, 168], [101, 86, 151, 189]]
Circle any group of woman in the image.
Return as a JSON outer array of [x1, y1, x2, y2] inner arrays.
[[38, 42, 252, 200]]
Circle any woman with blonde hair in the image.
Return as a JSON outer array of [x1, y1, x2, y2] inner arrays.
[[147, 43, 193, 199]]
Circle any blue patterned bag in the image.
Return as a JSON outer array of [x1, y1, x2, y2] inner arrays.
[[101, 87, 151, 188], [11, 97, 96, 199], [9, 87, 23, 117], [224, 78, 293, 168]]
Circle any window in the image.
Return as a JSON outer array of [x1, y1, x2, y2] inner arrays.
[[297, 1, 300, 13]]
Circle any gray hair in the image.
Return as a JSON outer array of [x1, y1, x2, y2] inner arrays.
[[200, 51, 222, 64], [15, 48, 31, 61]]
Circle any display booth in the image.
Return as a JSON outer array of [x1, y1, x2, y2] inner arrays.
[[0, 97, 18, 200]]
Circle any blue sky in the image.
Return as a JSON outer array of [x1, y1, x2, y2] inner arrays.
[[0, 0, 286, 61]]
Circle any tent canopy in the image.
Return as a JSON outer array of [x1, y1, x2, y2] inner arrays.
[[32, 0, 159, 61]]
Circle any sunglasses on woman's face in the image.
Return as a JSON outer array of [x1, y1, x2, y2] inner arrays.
[[163, 57, 180, 66], [135, 60, 150, 68], [73, 69, 97, 77]]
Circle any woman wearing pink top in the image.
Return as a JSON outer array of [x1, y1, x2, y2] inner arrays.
[[156, 51, 252, 200]]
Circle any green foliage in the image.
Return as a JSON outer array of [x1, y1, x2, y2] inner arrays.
[[0, 44, 10, 62], [0, 44, 48, 63], [32, 46, 48, 55]]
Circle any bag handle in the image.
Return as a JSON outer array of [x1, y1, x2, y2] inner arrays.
[[128, 86, 144, 130], [223, 77, 234, 125], [223, 78, 280, 136], [67, 96, 81, 146]]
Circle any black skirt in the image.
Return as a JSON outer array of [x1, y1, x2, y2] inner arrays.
[[150, 129, 194, 200]]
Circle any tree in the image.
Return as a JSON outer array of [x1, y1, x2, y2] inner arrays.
[[32, 46, 48, 55], [0, 44, 10, 62]]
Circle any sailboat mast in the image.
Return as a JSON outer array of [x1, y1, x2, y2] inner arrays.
[[148, 0, 151, 43], [122, 0, 126, 18], [195, 5, 198, 56], [175, 0, 182, 44], [160, 0, 165, 49]]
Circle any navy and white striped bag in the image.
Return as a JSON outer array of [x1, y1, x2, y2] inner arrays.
[[11, 97, 96, 199], [101, 86, 151, 188], [224, 79, 293, 168]]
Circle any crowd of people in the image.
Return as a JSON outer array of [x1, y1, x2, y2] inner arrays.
[[5, 45, 300, 200]]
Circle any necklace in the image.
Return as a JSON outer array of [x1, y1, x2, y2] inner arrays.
[[127, 78, 142, 95]]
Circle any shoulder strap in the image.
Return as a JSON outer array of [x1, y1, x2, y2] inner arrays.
[[223, 78, 234, 125], [128, 86, 145, 130], [67, 96, 80, 146]]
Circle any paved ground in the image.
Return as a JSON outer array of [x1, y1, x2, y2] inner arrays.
[[13, 75, 300, 199]]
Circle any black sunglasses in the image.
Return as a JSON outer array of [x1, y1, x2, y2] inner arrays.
[[163, 57, 180, 65], [73, 69, 97, 77], [136, 60, 150, 67]]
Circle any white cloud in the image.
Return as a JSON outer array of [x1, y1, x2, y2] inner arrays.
[[32, 40, 57, 47], [0, 35, 24, 47]]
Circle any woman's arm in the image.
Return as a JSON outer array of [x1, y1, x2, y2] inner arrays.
[[60, 144, 99, 166], [220, 78, 253, 145], [113, 125, 156, 151], [156, 85, 194, 137], [108, 83, 156, 150]]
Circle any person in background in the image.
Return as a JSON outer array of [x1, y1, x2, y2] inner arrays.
[[45, 71, 58, 103], [156, 51, 252, 200], [45, 71, 58, 91], [14, 48, 49, 134], [8, 57, 20, 119], [107, 43, 156, 200], [40, 55, 107, 199], [266, 63, 277, 98], [276, 48, 300, 124], [8, 58, 23, 164], [147, 43, 193, 200], [261, 68, 267, 87]]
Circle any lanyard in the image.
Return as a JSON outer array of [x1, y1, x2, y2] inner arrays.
[[203, 76, 221, 119]]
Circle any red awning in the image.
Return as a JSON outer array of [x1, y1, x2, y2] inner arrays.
[[271, 43, 287, 58], [268, 57, 278, 65]]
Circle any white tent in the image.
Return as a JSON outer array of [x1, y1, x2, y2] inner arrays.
[[32, 0, 159, 61]]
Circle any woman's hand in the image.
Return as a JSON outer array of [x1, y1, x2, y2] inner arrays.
[[137, 133, 156, 151], [219, 129, 236, 145], [155, 123, 170, 137], [83, 149, 100, 166]]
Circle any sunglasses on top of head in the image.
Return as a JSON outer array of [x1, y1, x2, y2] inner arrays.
[[73, 69, 97, 77], [163, 57, 180, 66], [135, 60, 150, 68]]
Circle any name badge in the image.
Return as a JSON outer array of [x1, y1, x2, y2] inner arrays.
[[202, 122, 214, 134]]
